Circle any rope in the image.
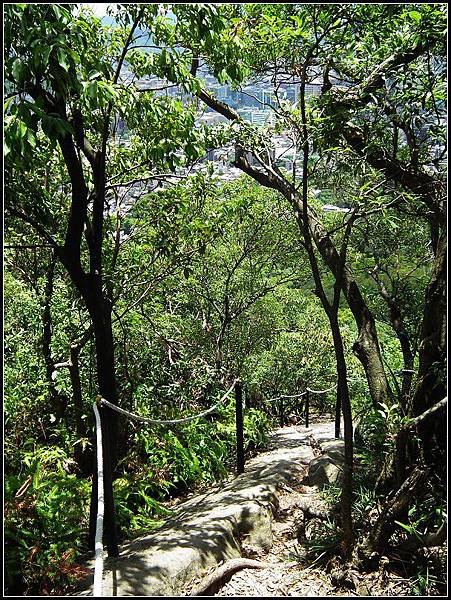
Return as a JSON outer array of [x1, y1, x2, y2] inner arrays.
[[97, 381, 236, 424], [264, 383, 338, 404], [91, 374, 362, 594], [264, 376, 366, 404], [93, 402, 104, 597], [306, 383, 338, 394], [264, 391, 308, 403], [91, 381, 236, 596]]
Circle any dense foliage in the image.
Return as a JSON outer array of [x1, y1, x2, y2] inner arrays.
[[4, 3, 446, 596]]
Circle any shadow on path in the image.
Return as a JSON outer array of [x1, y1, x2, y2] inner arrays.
[[75, 421, 335, 596]]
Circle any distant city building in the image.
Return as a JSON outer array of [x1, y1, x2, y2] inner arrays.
[[250, 110, 270, 125], [114, 64, 327, 186]]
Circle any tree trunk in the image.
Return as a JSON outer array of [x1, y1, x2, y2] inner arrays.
[[394, 329, 414, 406], [256, 163, 393, 410], [84, 281, 119, 557], [330, 317, 353, 556], [369, 268, 415, 409], [244, 387, 251, 409], [297, 72, 354, 555], [411, 232, 446, 473], [52, 326, 94, 474], [41, 255, 67, 419], [198, 88, 393, 413], [215, 314, 230, 375], [308, 213, 392, 410], [393, 427, 409, 491], [235, 381, 245, 474], [68, 342, 87, 440], [335, 386, 341, 438]]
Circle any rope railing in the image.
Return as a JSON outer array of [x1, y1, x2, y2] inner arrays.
[[306, 383, 338, 394], [97, 380, 236, 425], [91, 375, 364, 595], [92, 381, 236, 595], [265, 383, 337, 403], [264, 377, 365, 404], [264, 390, 308, 403]]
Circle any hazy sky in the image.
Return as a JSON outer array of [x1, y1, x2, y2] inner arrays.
[[84, 3, 111, 17]]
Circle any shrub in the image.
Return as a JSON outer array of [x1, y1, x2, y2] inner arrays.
[[4, 446, 90, 595], [113, 402, 270, 538]]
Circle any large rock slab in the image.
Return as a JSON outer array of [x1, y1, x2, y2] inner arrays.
[[308, 438, 345, 488], [308, 455, 343, 487], [76, 423, 335, 596]]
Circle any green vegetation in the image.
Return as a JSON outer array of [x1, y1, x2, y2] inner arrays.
[[4, 3, 446, 596]]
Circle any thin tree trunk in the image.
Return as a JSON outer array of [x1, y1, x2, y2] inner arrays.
[[85, 285, 119, 557], [330, 318, 353, 555], [52, 325, 94, 473], [68, 342, 86, 439], [197, 87, 393, 412], [41, 254, 66, 418], [357, 467, 428, 567], [369, 268, 415, 410], [307, 214, 393, 410], [215, 313, 230, 375], [297, 69, 353, 555], [335, 387, 341, 438]]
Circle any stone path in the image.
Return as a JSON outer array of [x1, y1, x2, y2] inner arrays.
[[76, 420, 337, 596]]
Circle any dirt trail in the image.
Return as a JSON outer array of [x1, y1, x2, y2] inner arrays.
[[76, 420, 335, 596], [187, 420, 340, 597], [187, 421, 416, 597]]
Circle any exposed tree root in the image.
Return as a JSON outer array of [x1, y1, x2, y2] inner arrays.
[[189, 558, 297, 596]]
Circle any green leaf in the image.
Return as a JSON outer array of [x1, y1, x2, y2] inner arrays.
[[86, 80, 97, 99], [4, 96, 15, 113], [26, 129, 36, 149], [17, 121, 27, 139], [395, 520, 414, 534], [407, 10, 422, 23], [12, 58, 29, 83], [41, 114, 73, 138], [57, 48, 70, 71], [41, 45, 52, 69], [88, 70, 104, 81]]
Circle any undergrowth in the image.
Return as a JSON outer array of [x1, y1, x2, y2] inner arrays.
[[316, 453, 446, 596], [4, 404, 270, 595]]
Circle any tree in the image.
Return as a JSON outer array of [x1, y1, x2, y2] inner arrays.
[[4, 2, 445, 571], [4, 4, 208, 554], [315, 4, 446, 474], [183, 178, 301, 377], [120, 1, 446, 554], [145, 0, 446, 475], [155, 3, 395, 411]]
